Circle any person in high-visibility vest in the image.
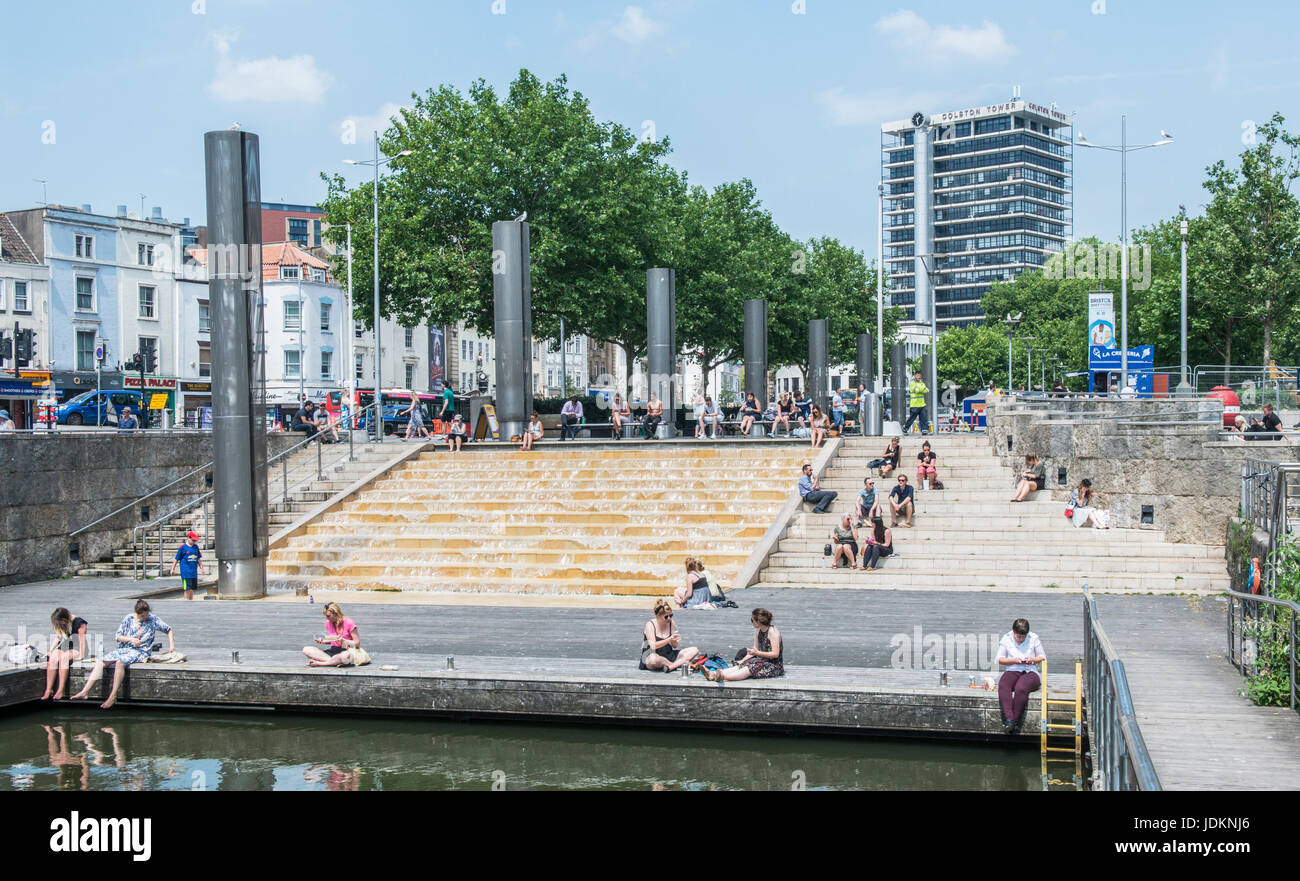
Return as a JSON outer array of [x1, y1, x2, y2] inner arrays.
[[902, 372, 930, 435]]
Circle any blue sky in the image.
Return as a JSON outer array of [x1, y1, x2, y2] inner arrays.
[[1, 0, 1297, 255]]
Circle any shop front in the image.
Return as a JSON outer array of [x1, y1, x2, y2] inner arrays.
[[0, 378, 41, 428], [265, 383, 341, 430], [122, 376, 179, 427], [51, 370, 122, 404], [178, 380, 213, 428]]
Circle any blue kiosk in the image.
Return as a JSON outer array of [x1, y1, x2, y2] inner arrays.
[[1088, 345, 1154, 396]]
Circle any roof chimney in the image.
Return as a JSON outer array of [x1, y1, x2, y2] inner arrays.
[[151, 206, 164, 221], [117, 205, 128, 217], [80, 203, 92, 213]]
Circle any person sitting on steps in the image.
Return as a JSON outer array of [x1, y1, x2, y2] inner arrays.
[[831, 514, 860, 570], [797, 462, 837, 514], [861, 517, 894, 571], [1011, 453, 1045, 502], [877, 437, 901, 477], [889, 474, 915, 527], [855, 477, 881, 525]]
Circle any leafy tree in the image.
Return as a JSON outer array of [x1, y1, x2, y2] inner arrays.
[[1200, 113, 1300, 366], [320, 70, 674, 349]]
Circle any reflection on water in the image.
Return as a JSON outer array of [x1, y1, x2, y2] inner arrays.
[[0, 709, 1039, 791]]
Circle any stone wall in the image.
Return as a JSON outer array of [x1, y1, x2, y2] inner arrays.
[[0, 433, 297, 586], [984, 397, 1300, 543]]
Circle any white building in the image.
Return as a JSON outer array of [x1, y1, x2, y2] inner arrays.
[[0, 213, 52, 427]]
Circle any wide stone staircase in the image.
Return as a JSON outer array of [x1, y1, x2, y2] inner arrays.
[[77, 440, 406, 578], [759, 433, 1230, 593], [268, 443, 811, 595]]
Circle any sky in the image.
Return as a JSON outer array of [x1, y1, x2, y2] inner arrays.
[[1, 0, 1298, 256]]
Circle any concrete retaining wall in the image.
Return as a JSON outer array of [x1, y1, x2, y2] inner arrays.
[[985, 397, 1300, 542], [0, 433, 297, 587]]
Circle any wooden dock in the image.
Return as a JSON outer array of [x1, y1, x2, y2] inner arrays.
[[1095, 595, 1300, 790]]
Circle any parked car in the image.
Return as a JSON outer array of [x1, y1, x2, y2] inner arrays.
[[57, 390, 144, 426]]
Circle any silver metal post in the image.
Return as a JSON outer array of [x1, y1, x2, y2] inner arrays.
[[373, 130, 382, 444], [282, 455, 288, 501], [1178, 218, 1190, 396], [158, 523, 163, 576], [1120, 115, 1129, 391], [559, 317, 566, 397], [876, 182, 884, 393], [491, 219, 533, 441], [317, 435, 322, 480]]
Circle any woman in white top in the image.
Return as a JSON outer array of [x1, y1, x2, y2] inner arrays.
[[996, 618, 1046, 733], [520, 409, 543, 451], [1068, 478, 1109, 528]]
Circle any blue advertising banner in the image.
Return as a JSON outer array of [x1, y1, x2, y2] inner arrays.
[[0, 380, 40, 399], [1088, 345, 1154, 396]]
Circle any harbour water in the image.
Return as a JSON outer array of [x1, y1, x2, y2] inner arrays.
[[0, 708, 1039, 791]]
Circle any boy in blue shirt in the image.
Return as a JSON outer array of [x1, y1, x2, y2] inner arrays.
[[169, 530, 208, 600]]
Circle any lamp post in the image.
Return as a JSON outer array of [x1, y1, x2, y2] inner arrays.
[[1076, 119, 1173, 391], [876, 182, 885, 393], [1023, 338, 1035, 393], [1177, 217, 1191, 397], [343, 131, 414, 442], [1002, 312, 1021, 392]]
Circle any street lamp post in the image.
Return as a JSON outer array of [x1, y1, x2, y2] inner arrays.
[[1002, 312, 1021, 392], [876, 182, 884, 393], [1076, 118, 1173, 391], [917, 254, 940, 431], [1023, 339, 1035, 392], [343, 132, 414, 442], [1178, 217, 1191, 397]]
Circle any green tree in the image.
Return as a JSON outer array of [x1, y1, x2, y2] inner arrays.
[[1200, 113, 1300, 366], [320, 70, 675, 350]]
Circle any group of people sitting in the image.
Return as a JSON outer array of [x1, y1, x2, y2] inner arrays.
[[639, 601, 784, 682], [830, 514, 895, 571], [1230, 403, 1288, 441]]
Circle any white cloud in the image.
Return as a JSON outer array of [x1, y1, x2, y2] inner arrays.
[[341, 103, 408, 142], [818, 87, 951, 127], [577, 5, 666, 51], [206, 31, 332, 104], [612, 6, 665, 43], [875, 10, 1014, 63]]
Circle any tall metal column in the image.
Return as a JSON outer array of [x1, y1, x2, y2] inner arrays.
[[808, 318, 829, 413], [492, 219, 533, 440], [646, 269, 677, 437], [890, 343, 908, 425], [912, 123, 934, 332], [856, 333, 874, 390], [921, 351, 935, 427], [204, 129, 268, 599], [743, 298, 768, 403]]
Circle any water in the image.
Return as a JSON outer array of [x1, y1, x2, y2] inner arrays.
[[0, 708, 1039, 791]]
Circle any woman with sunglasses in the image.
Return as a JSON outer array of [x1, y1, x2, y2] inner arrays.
[[639, 599, 698, 672]]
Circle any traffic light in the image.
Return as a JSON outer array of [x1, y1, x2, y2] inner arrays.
[[0, 331, 10, 367], [124, 353, 142, 372], [143, 348, 157, 373], [15, 329, 34, 367]]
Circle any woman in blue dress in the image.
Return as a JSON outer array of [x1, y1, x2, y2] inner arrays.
[[72, 600, 175, 709]]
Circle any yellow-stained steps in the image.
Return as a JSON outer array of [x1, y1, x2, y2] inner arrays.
[[267, 442, 812, 596]]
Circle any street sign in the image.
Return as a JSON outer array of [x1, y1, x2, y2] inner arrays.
[[94, 345, 104, 362], [149, 393, 169, 410]]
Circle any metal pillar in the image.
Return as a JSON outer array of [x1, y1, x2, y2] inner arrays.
[[646, 269, 677, 437], [921, 351, 935, 425], [204, 129, 267, 599], [856, 332, 874, 392], [491, 219, 533, 440], [912, 123, 934, 330], [890, 342, 908, 425], [1177, 218, 1192, 397], [808, 319, 829, 413], [743, 299, 768, 403], [371, 131, 383, 443], [876, 183, 885, 393]]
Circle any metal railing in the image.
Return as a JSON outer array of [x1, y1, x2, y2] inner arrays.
[[1240, 459, 1300, 595], [1226, 587, 1299, 714], [1082, 587, 1162, 791], [128, 402, 383, 578]]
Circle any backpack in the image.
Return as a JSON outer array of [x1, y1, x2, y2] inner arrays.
[[689, 653, 732, 675]]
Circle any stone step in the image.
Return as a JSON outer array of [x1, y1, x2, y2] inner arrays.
[[268, 556, 747, 580], [275, 541, 757, 561], [297, 527, 764, 543], [755, 570, 1226, 592], [774, 538, 1224, 558], [349, 489, 789, 503], [766, 551, 1227, 574], [314, 511, 763, 527], [786, 526, 1188, 543], [267, 575, 675, 596], [327, 500, 786, 516]]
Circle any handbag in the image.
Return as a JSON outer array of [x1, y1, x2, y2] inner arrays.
[[1064, 505, 1075, 518], [6, 644, 40, 665], [349, 646, 372, 667], [823, 544, 833, 556]]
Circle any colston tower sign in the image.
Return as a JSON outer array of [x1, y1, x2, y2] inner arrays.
[[931, 99, 1069, 126]]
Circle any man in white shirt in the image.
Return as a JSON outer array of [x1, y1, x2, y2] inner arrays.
[[996, 618, 1046, 733]]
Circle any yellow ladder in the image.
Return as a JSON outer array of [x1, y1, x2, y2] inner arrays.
[[1040, 659, 1083, 789]]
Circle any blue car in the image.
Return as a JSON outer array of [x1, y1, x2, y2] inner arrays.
[[57, 390, 145, 426]]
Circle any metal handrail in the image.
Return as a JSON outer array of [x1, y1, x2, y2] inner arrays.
[[71, 401, 378, 539], [129, 401, 384, 577], [1082, 587, 1162, 791], [1224, 587, 1299, 713]]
